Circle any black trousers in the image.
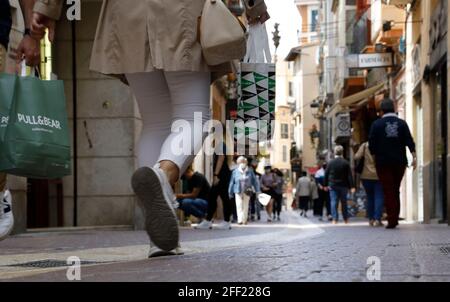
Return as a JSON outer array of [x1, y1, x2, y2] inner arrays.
[[313, 198, 322, 216], [207, 179, 232, 222], [299, 196, 310, 211], [273, 193, 283, 215], [318, 189, 331, 216]]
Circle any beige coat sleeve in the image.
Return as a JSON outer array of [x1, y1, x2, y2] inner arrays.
[[354, 143, 366, 161], [34, 0, 64, 20]]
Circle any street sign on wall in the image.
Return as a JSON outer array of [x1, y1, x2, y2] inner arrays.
[[346, 53, 394, 69], [334, 113, 352, 139]]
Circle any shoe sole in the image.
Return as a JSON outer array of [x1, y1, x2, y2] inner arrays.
[[132, 167, 179, 252], [149, 250, 177, 258]]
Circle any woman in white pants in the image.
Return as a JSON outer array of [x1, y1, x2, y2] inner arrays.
[[31, 0, 269, 256], [229, 157, 261, 225]]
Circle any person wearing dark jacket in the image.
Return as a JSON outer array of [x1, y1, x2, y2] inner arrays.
[[1, 0, 42, 242], [324, 146, 355, 224], [0, 0, 13, 243], [369, 98, 416, 229]]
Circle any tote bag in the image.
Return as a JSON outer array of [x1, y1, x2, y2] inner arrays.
[[0, 73, 15, 141], [0, 72, 71, 179], [237, 23, 275, 142]]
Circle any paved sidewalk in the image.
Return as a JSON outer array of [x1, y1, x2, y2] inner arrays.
[[0, 211, 449, 282]]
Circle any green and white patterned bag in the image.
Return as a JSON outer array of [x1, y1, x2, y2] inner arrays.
[[237, 23, 275, 141]]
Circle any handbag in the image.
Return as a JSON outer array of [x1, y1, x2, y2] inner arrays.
[[244, 186, 255, 196], [258, 193, 271, 206], [243, 0, 268, 20], [200, 0, 247, 66], [355, 144, 366, 174]]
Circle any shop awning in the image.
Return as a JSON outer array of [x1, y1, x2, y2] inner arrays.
[[338, 82, 385, 107]]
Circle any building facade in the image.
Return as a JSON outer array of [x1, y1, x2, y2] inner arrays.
[[319, 0, 449, 225], [403, 0, 449, 224], [286, 42, 321, 173], [287, 0, 323, 176]]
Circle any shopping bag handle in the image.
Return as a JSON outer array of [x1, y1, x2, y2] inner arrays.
[[19, 60, 42, 79]]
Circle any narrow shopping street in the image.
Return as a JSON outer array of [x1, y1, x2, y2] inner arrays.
[[1, 210, 449, 282]]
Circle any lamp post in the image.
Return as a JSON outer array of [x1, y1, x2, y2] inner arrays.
[[310, 99, 322, 119], [272, 23, 281, 62]]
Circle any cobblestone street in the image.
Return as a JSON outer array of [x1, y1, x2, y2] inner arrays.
[[0, 211, 449, 282]]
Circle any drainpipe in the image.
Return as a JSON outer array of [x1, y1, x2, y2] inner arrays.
[[71, 20, 78, 227]]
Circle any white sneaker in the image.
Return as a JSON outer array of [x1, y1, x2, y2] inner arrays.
[[148, 241, 185, 258], [215, 221, 232, 230], [195, 220, 212, 230], [0, 190, 14, 241], [131, 167, 179, 252], [152, 164, 179, 210]]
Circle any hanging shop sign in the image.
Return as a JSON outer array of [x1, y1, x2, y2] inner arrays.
[[334, 113, 352, 139], [411, 44, 421, 90], [429, 0, 448, 69], [346, 53, 394, 69]]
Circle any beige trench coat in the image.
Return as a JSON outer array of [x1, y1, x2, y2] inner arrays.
[[34, 0, 255, 77]]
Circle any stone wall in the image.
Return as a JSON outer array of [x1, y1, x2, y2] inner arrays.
[[54, 0, 141, 228]]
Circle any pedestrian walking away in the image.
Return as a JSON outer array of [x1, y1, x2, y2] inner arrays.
[[369, 98, 417, 229], [295, 171, 313, 218], [315, 164, 332, 221], [324, 146, 356, 224], [355, 141, 384, 227]]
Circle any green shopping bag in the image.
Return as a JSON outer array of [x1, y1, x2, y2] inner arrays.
[[0, 73, 71, 179], [0, 73, 16, 140]]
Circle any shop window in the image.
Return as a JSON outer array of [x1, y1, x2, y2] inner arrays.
[[310, 9, 319, 32], [281, 124, 289, 139], [283, 145, 288, 163]]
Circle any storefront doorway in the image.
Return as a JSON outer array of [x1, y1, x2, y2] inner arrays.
[[27, 179, 64, 228], [432, 62, 448, 222]]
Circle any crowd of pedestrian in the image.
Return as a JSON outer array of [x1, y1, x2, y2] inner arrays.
[[293, 98, 416, 230], [175, 155, 288, 231]]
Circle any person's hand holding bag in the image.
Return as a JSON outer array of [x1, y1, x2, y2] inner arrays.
[[244, 0, 270, 24], [16, 0, 42, 67], [16, 35, 40, 66], [31, 12, 56, 42]]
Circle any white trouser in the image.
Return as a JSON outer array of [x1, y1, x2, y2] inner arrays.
[[235, 193, 250, 224], [126, 71, 211, 176]]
